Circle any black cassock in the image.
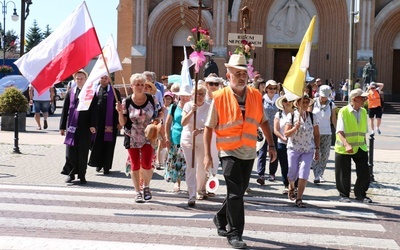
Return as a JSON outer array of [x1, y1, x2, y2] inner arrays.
[[60, 88, 98, 179], [88, 86, 121, 172]]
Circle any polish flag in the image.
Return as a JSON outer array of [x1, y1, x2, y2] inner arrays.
[[14, 2, 101, 95], [77, 36, 122, 111]]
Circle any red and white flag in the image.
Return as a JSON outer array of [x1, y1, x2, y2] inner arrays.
[[14, 2, 101, 95], [77, 36, 122, 111]]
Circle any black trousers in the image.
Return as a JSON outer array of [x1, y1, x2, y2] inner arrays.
[[216, 156, 254, 239], [335, 149, 370, 199]]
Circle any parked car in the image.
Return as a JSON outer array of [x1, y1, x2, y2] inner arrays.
[[55, 87, 66, 100], [0, 75, 56, 115]]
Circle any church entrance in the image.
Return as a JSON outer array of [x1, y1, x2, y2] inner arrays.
[[392, 50, 400, 101], [172, 46, 194, 76], [273, 49, 299, 83]]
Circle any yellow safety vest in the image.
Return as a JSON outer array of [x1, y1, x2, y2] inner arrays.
[[334, 105, 368, 154]]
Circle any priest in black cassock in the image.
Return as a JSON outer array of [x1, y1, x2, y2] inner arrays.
[[60, 70, 98, 184], [88, 75, 121, 174]]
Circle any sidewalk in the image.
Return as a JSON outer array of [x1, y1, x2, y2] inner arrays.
[[0, 110, 399, 205]]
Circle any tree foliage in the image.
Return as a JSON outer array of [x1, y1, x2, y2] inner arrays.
[[25, 20, 43, 52]]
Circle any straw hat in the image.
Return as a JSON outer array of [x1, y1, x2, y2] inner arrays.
[[145, 81, 157, 95], [73, 69, 88, 79], [275, 95, 288, 110], [349, 88, 368, 100], [224, 54, 247, 70], [205, 75, 224, 83], [293, 94, 315, 108]]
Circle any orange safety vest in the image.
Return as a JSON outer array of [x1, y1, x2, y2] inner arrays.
[[213, 87, 263, 151], [368, 90, 381, 108]]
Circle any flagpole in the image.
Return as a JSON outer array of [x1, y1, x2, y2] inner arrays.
[[83, 1, 118, 101], [119, 71, 129, 97]]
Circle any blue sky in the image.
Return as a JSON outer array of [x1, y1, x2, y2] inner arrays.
[[7, 0, 118, 46]]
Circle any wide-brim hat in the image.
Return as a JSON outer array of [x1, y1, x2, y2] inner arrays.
[[349, 88, 369, 100], [176, 84, 192, 96], [145, 81, 157, 95], [293, 94, 315, 108], [224, 54, 248, 70], [275, 95, 288, 111], [205, 76, 224, 83], [206, 176, 219, 193]]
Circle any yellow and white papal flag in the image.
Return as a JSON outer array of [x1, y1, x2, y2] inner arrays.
[[282, 16, 316, 101]]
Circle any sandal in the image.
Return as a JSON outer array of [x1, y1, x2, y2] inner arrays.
[[295, 199, 306, 208], [135, 192, 144, 203], [143, 187, 152, 200], [288, 189, 296, 201]]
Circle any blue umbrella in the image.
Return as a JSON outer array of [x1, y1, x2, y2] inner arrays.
[[0, 75, 30, 95]]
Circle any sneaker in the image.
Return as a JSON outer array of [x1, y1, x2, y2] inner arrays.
[[43, 120, 48, 130], [282, 187, 289, 194], [320, 176, 326, 183], [377, 128, 381, 135], [313, 179, 321, 184], [65, 175, 75, 183], [268, 174, 275, 181], [357, 196, 372, 203], [370, 130, 375, 135], [339, 197, 351, 203], [135, 192, 144, 203]]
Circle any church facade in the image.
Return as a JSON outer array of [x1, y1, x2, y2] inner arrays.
[[117, 0, 400, 101]]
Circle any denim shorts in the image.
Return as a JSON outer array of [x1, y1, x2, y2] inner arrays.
[[33, 100, 50, 113]]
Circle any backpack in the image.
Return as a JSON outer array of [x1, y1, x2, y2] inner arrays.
[[170, 103, 178, 118]]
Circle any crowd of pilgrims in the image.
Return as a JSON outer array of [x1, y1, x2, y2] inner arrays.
[[60, 69, 338, 207]]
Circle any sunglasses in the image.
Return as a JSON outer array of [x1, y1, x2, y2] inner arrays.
[[208, 82, 219, 87], [267, 87, 277, 90], [282, 99, 288, 103]]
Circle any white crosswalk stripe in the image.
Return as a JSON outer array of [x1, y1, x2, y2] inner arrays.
[[0, 184, 398, 250]]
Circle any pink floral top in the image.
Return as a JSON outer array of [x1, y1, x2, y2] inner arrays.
[[123, 97, 155, 148]]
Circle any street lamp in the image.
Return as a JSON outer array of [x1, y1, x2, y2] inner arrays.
[[1, 0, 19, 65]]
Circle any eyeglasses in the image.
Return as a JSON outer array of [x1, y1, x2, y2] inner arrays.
[[207, 82, 219, 87]]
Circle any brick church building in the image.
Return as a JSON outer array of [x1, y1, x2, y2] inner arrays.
[[116, 0, 400, 101]]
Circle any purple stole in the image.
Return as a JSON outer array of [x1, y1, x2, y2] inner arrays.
[[64, 87, 79, 146], [101, 85, 114, 141]]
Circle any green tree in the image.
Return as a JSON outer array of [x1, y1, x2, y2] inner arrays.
[[43, 24, 52, 39], [25, 20, 43, 52]]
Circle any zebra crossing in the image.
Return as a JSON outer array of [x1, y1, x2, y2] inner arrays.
[[0, 184, 398, 250]]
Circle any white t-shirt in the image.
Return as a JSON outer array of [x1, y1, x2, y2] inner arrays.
[[180, 101, 210, 147], [30, 84, 51, 101], [274, 110, 289, 144], [312, 99, 336, 135]]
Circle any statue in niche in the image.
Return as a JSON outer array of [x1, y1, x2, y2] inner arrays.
[[362, 57, 378, 84], [270, 0, 311, 37]]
